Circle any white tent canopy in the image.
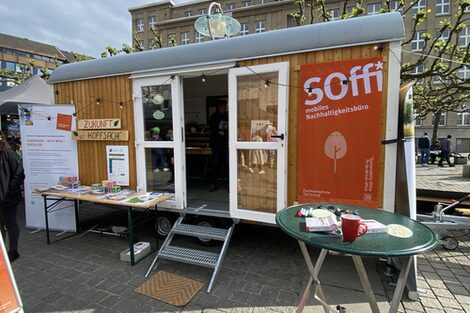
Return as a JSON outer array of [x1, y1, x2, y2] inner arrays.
[[0, 75, 53, 115]]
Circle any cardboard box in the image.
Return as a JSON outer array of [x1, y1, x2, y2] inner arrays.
[[120, 242, 151, 263]]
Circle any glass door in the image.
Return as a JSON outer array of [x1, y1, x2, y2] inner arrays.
[[133, 76, 186, 209], [228, 62, 289, 224]]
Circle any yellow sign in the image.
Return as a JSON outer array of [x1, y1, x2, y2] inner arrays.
[[72, 130, 129, 141], [77, 118, 121, 130]]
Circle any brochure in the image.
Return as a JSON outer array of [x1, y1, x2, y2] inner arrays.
[[362, 219, 388, 233]]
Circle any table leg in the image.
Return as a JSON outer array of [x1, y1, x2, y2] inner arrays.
[[297, 242, 334, 313], [44, 196, 50, 245], [74, 199, 79, 234], [127, 207, 135, 266], [351, 255, 380, 313], [389, 256, 413, 313]]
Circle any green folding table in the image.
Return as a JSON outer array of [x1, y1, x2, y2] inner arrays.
[[276, 203, 438, 313]]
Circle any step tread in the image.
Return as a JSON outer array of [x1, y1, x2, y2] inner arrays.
[[159, 246, 219, 268], [171, 223, 228, 240]]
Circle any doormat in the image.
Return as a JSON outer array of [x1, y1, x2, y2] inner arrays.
[[135, 271, 204, 307]]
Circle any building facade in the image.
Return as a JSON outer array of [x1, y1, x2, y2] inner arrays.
[[129, 0, 470, 151], [0, 32, 74, 91]]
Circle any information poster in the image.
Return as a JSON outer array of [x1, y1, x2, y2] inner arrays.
[[19, 104, 78, 231], [298, 58, 383, 207], [0, 233, 22, 313], [106, 145, 129, 186]]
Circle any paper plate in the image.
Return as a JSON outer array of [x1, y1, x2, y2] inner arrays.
[[387, 224, 413, 238]]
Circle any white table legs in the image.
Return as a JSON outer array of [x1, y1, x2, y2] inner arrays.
[[296, 241, 414, 313]]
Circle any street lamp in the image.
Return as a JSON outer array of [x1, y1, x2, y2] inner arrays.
[[194, 2, 241, 40]]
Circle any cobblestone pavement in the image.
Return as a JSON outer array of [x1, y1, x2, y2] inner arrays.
[[415, 162, 470, 194], [8, 203, 470, 313]]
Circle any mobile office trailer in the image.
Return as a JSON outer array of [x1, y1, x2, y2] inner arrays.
[[48, 13, 405, 229]]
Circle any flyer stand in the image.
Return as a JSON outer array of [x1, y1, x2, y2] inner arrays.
[[0, 233, 23, 313]]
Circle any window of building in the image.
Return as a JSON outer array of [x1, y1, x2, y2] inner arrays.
[[137, 40, 144, 49], [255, 20, 266, 33], [367, 3, 382, 15], [457, 104, 470, 126], [346, 6, 355, 14], [412, 0, 427, 16], [149, 39, 157, 49], [148, 16, 157, 28], [465, 5, 470, 13], [240, 23, 249, 36], [5, 62, 15, 72], [227, 3, 236, 10], [458, 66, 470, 81], [181, 32, 190, 45], [459, 26, 470, 48], [411, 31, 425, 51], [436, 28, 450, 41], [414, 110, 423, 126], [242, 1, 251, 8], [195, 31, 203, 43], [412, 64, 425, 83], [432, 112, 446, 126], [184, 11, 193, 17], [136, 18, 144, 32], [257, 0, 268, 4], [198, 8, 206, 15], [330, 8, 340, 20], [168, 34, 176, 47], [390, 1, 403, 13], [3, 48, 14, 55], [436, 0, 450, 15]]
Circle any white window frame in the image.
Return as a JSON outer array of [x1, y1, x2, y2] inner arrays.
[[195, 31, 203, 43], [412, 64, 425, 83], [181, 32, 190, 45], [227, 3, 236, 10], [411, 31, 425, 51], [435, 0, 450, 15], [184, 11, 193, 17], [458, 66, 470, 81], [198, 8, 206, 15], [228, 62, 289, 224], [412, 0, 427, 16], [432, 112, 447, 126], [148, 39, 157, 50], [240, 23, 249, 36], [136, 18, 144, 32], [132, 76, 186, 209], [390, 1, 403, 13], [459, 26, 470, 48], [330, 8, 340, 20], [148, 16, 157, 28], [436, 28, 450, 41], [138, 40, 144, 50], [457, 104, 470, 126], [367, 3, 382, 15], [257, 0, 268, 4], [242, 1, 251, 7], [255, 20, 266, 33]]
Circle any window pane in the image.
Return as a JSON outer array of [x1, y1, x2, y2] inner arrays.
[[141, 84, 173, 140], [145, 147, 174, 193]]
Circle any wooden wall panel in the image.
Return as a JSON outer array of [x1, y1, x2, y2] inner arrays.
[[54, 75, 136, 189], [240, 44, 389, 207]]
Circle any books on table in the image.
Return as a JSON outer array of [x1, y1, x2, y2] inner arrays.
[[305, 209, 338, 232]]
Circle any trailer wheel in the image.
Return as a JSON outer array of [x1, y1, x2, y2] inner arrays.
[[195, 218, 221, 247], [155, 213, 176, 239], [442, 236, 459, 250]]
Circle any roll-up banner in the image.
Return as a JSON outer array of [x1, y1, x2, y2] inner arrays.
[[298, 58, 384, 207], [19, 104, 78, 231]]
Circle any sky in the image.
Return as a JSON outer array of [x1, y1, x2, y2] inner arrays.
[[0, 0, 161, 58]]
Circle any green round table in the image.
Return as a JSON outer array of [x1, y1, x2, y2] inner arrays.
[[275, 203, 438, 313]]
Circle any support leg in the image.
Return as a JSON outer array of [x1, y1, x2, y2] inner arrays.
[[389, 256, 413, 313], [44, 196, 50, 245], [351, 255, 380, 313], [297, 242, 334, 313], [74, 199, 79, 234], [127, 207, 135, 266]]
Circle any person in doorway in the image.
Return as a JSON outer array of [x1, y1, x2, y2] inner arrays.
[[209, 99, 228, 192], [150, 127, 169, 172], [418, 132, 430, 166], [0, 131, 25, 262], [438, 135, 454, 167]]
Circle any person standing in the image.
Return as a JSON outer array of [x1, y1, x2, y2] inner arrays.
[[418, 132, 431, 166], [209, 99, 228, 192], [0, 131, 25, 262], [438, 135, 454, 167]]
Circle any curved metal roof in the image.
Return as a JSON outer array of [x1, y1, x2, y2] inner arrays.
[[49, 12, 404, 84]]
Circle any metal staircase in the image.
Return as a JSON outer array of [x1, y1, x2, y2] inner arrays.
[[145, 216, 235, 293]]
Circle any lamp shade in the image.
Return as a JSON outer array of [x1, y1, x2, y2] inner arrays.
[[194, 13, 241, 38]]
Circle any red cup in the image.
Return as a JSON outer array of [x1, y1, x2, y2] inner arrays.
[[341, 214, 368, 242]]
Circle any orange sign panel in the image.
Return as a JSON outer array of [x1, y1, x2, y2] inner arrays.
[[56, 113, 73, 132], [0, 246, 20, 313], [298, 57, 383, 207]]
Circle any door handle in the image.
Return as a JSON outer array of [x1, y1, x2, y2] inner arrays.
[[271, 134, 285, 140]]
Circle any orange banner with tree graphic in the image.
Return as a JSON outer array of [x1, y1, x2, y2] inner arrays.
[[0, 234, 21, 313], [298, 57, 383, 207]]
